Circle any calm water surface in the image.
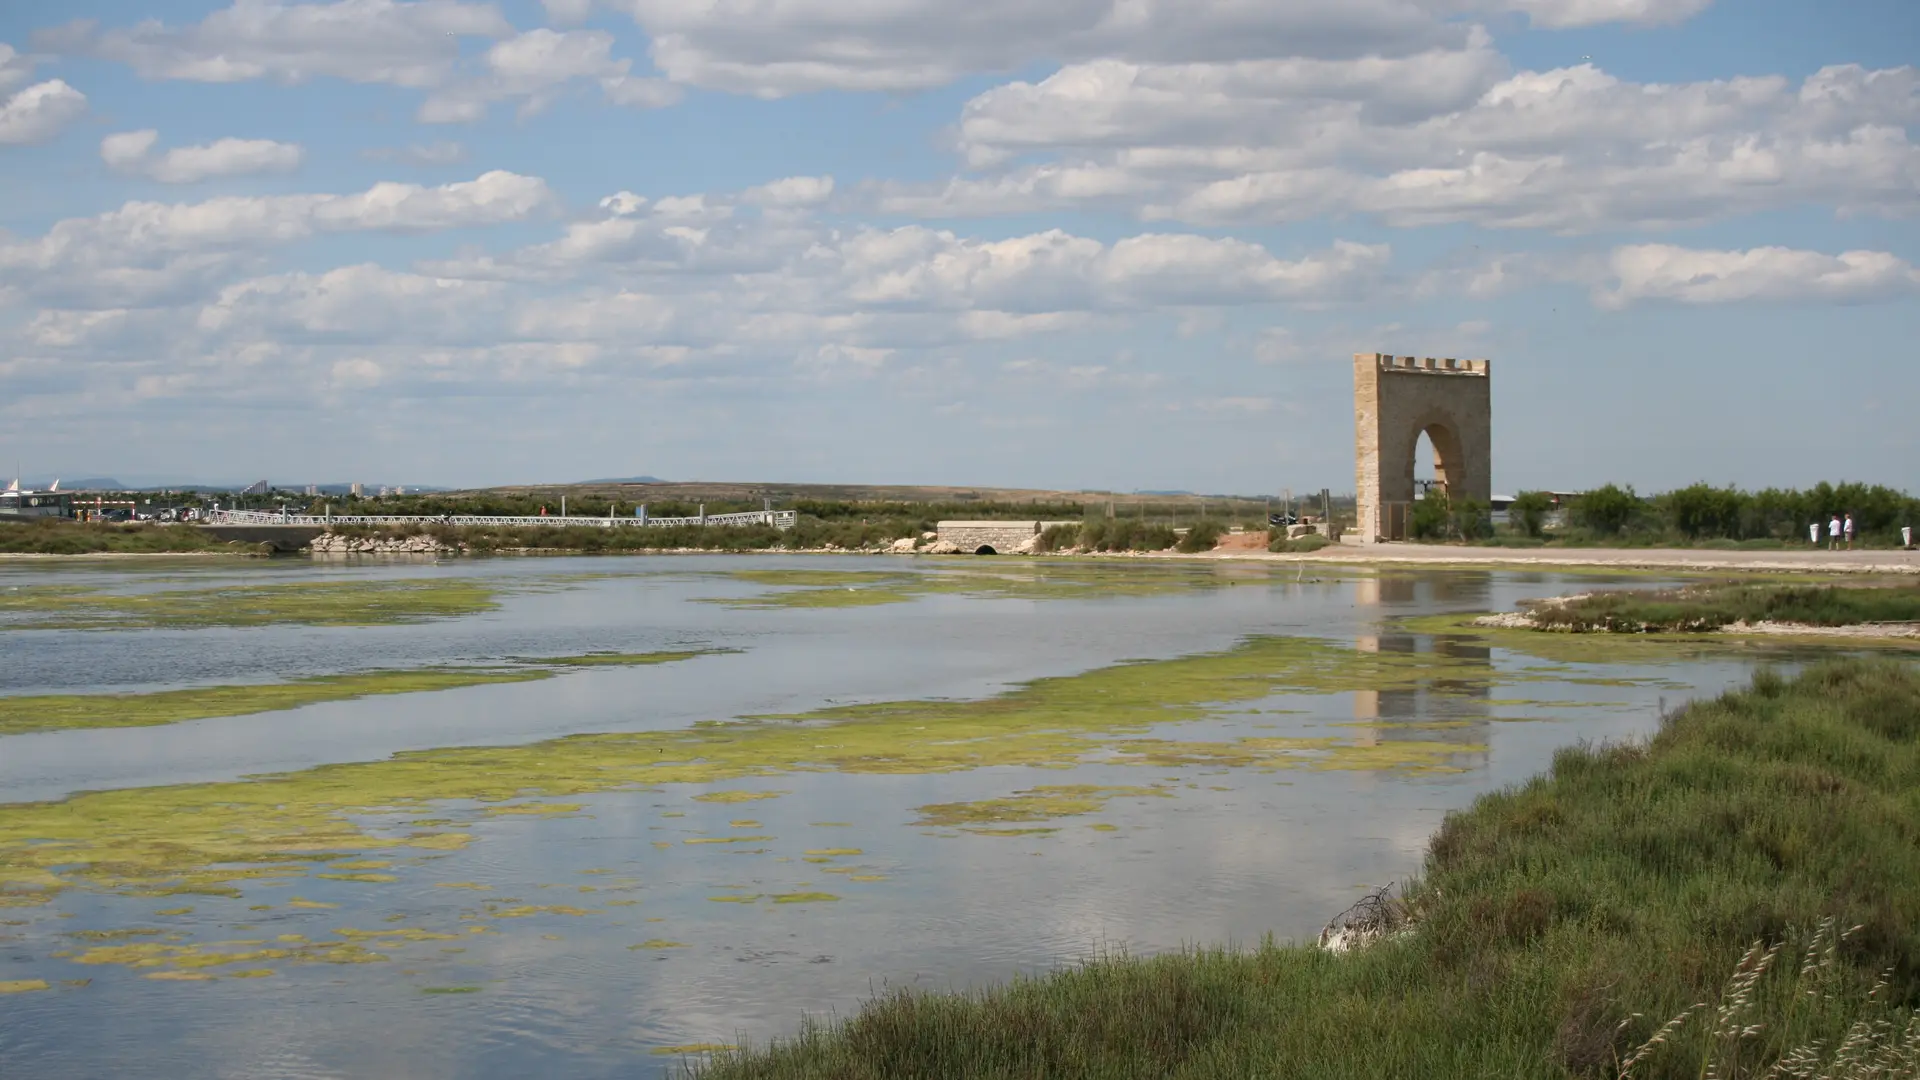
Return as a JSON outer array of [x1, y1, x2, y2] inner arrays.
[[0, 555, 1778, 1078]]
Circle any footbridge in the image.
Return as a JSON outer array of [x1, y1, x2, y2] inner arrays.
[[205, 508, 798, 530]]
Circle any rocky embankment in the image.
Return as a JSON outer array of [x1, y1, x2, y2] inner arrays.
[[309, 532, 456, 556]]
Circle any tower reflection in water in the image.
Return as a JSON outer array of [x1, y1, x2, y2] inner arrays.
[[1350, 572, 1494, 767]]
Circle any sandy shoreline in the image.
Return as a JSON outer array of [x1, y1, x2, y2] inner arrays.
[[5, 541, 1917, 575]]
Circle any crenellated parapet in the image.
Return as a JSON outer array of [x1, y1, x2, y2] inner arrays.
[[1360, 353, 1489, 376]]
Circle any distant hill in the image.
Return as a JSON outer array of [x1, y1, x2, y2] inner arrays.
[[575, 475, 666, 484], [13, 477, 128, 491]]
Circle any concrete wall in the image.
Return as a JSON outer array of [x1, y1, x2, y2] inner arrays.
[[196, 524, 327, 551], [935, 520, 1079, 553], [1354, 353, 1491, 543]]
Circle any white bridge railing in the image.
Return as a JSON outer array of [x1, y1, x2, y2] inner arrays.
[[206, 509, 798, 531]]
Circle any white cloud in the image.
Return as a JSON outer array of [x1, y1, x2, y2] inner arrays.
[[0, 43, 39, 91], [541, 0, 596, 25], [621, 0, 1470, 97], [101, 129, 305, 182], [0, 78, 88, 144], [0, 171, 555, 307], [418, 28, 678, 121], [198, 263, 505, 340], [893, 60, 1920, 232], [1597, 244, 1920, 308], [744, 175, 835, 208], [1489, 0, 1715, 29], [64, 0, 513, 87]]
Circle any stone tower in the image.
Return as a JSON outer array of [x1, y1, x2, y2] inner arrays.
[[1353, 353, 1491, 543]]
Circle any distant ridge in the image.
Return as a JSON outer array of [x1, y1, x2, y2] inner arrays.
[[575, 475, 666, 484]]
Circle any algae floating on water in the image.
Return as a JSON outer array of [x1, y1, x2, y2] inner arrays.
[[0, 578, 503, 632]]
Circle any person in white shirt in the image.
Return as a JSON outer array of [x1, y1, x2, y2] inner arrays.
[[1828, 514, 1842, 551], [1843, 513, 1855, 550]]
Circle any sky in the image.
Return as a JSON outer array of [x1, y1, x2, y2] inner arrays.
[[0, 0, 1915, 495]]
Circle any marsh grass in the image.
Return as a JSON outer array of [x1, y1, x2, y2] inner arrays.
[[1528, 582, 1920, 633], [690, 659, 1920, 1080], [0, 520, 242, 556]]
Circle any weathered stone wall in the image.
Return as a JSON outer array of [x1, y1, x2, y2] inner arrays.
[[935, 521, 1078, 554], [1354, 353, 1491, 543]]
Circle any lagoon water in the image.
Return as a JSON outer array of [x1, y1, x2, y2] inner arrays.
[[0, 555, 1788, 1078]]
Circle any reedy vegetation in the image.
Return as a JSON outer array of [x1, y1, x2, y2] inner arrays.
[[689, 660, 1920, 1079], [1523, 582, 1920, 633]]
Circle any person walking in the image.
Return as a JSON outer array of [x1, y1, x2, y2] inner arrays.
[[1828, 513, 1842, 551], [1844, 513, 1855, 550]]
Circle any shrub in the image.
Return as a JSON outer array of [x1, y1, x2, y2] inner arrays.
[[1036, 524, 1081, 552], [1175, 519, 1227, 553], [1568, 483, 1640, 536], [1508, 491, 1554, 538], [1409, 493, 1454, 540], [1077, 520, 1178, 552]]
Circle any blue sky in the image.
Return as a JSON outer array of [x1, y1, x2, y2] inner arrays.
[[0, 0, 1915, 494]]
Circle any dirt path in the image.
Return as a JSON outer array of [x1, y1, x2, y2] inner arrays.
[[1172, 542, 1920, 576]]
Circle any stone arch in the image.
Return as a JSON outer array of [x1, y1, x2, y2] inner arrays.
[[974, 545, 997, 555], [1405, 419, 1467, 500], [1354, 353, 1491, 542]]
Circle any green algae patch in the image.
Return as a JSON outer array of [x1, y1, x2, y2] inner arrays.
[[707, 895, 761, 904], [1, 649, 718, 736], [771, 892, 839, 904], [0, 668, 552, 737], [1089, 823, 1119, 832], [685, 836, 773, 845], [488, 905, 595, 918], [0, 578, 502, 632], [0, 633, 1501, 911], [802, 848, 863, 857], [962, 828, 1058, 837], [75, 938, 390, 973], [914, 785, 1170, 828], [654, 1044, 735, 1056], [632, 939, 688, 949], [421, 985, 482, 994], [0, 979, 49, 993], [538, 650, 731, 667], [729, 820, 761, 828], [483, 803, 583, 816]]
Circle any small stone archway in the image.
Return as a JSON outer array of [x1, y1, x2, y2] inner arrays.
[[1354, 353, 1491, 542], [974, 545, 997, 555]]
